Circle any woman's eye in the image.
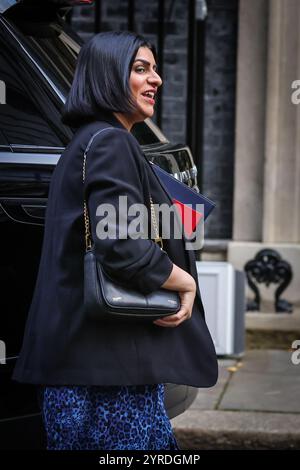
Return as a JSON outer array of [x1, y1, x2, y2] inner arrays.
[[136, 67, 145, 73]]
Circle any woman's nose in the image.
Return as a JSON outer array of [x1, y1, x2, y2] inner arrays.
[[148, 72, 162, 87]]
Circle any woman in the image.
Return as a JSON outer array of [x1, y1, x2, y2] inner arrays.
[[13, 31, 218, 450]]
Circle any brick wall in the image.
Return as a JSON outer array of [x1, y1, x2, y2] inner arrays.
[[70, 3, 96, 41], [202, 0, 238, 239], [160, 0, 188, 144]]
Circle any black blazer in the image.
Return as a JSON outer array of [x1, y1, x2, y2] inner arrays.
[[13, 111, 218, 388]]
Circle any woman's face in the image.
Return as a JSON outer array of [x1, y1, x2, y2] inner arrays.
[[129, 46, 162, 122]]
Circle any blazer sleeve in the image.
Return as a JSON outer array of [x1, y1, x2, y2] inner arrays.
[[84, 127, 173, 295]]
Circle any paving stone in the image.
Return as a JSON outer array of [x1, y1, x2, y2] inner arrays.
[[236, 350, 299, 376], [219, 371, 300, 413], [171, 350, 300, 448], [190, 363, 233, 410], [171, 410, 300, 450]]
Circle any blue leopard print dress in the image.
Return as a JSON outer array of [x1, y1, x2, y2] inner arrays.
[[38, 384, 179, 450]]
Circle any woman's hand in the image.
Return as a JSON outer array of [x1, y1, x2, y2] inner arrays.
[[153, 264, 196, 328]]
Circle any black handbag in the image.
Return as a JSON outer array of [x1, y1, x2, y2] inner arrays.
[[82, 129, 181, 321]]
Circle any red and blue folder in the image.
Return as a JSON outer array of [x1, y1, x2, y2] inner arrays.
[[150, 162, 216, 237]]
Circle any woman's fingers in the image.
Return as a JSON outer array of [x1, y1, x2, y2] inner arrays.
[[152, 306, 191, 327], [153, 289, 195, 327]]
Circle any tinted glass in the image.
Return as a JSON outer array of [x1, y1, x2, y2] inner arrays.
[[0, 46, 64, 147], [26, 25, 80, 92], [132, 121, 161, 145]]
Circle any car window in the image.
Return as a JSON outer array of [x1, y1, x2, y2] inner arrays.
[[26, 25, 80, 91], [0, 128, 8, 145], [131, 119, 168, 145], [0, 45, 64, 147]]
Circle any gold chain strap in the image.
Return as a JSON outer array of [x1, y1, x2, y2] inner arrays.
[[149, 195, 163, 249], [83, 143, 163, 252], [83, 149, 92, 251]]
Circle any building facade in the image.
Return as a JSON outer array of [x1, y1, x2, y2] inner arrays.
[[229, 0, 300, 305]]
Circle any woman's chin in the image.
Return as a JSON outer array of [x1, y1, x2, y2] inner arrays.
[[143, 108, 155, 119], [133, 110, 154, 123], [137, 104, 155, 118]]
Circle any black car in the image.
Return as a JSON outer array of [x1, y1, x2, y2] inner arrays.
[[0, 0, 198, 449]]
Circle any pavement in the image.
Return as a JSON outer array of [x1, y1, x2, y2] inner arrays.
[[171, 310, 300, 450]]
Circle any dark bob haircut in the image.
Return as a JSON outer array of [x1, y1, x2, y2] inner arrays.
[[62, 30, 157, 128]]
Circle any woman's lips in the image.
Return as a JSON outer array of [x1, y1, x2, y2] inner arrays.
[[141, 94, 155, 105]]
